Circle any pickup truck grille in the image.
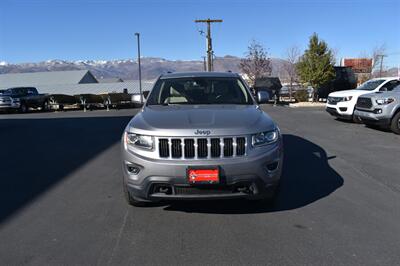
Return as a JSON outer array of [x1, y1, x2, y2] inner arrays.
[[356, 97, 373, 109], [158, 137, 247, 159], [327, 96, 343, 105]]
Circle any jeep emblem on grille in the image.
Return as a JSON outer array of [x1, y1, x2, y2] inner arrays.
[[194, 129, 211, 136]]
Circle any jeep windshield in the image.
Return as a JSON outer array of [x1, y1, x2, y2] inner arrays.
[[356, 79, 385, 91], [146, 77, 254, 105]]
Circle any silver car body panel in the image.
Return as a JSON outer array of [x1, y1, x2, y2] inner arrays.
[[121, 72, 283, 201]]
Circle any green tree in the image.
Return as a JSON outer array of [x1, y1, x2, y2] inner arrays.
[[297, 33, 335, 101]]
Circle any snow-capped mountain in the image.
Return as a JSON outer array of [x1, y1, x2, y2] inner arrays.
[[0, 56, 286, 80]]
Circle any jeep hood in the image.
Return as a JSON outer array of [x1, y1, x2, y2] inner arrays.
[[127, 105, 276, 136]]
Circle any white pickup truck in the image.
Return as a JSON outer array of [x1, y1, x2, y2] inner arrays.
[[326, 77, 400, 122]]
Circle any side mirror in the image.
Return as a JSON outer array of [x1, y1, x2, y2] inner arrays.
[[257, 91, 270, 104], [131, 93, 144, 105], [380, 87, 388, 92]]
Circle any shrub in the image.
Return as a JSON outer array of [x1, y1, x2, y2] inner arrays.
[[294, 90, 309, 102]]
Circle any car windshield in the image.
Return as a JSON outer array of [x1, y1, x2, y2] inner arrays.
[[356, 79, 385, 91], [146, 77, 253, 105]]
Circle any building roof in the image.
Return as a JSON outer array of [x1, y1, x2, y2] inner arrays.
[[35, 80, 154, 95], [97, 77, 124, 83], [0, 70, 97, 89], [160, 71, 239, 79]]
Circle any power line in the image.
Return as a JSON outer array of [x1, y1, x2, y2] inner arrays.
[[194, 18, 223, 72]]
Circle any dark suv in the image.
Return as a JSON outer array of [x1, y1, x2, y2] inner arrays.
[[0, 87, 48, 112]]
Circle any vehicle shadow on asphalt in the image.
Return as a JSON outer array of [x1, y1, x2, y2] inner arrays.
[[0, 115, 133, 224], [163, 134, 344, 214]]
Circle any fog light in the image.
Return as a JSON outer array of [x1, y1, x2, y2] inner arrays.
[[127, 164, 140, 174], [374, 109, 382, 114], [266, 162, 279, 171]]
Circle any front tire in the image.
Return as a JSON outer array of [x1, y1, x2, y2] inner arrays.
[[352, 114, 362, 124], [390, 112, 400, 134], [20, 103, 28, 113]]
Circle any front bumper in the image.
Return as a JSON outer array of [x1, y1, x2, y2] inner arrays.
[[326, 101, 355, 119], [354, 108, 391, 126], [0, 102, 20, 110], [122, 141, 283, 201]]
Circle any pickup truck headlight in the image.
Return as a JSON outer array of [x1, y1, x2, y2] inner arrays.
[[124, 132, 154, 150], [376, 98, 395, 105], [343, 96, 353, 101], [252, 129, 279, 147]]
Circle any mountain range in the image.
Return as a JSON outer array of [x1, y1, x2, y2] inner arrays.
[[1, 56, 397, 81], [0, 56, 287, 81]]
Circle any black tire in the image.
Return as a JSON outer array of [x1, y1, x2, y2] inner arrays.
[[352, 114, 362, 124], [247, 183, 280, 204], [20, 103, 28, 113], [123, 184, 149, 207], [390, 111, 400, 135]]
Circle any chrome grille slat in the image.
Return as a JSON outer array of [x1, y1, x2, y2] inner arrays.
[[223, 138, 233, 157], [157, 136, 247, 159]]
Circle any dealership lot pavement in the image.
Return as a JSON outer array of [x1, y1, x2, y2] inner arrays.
[[0, 106, 399, 265]]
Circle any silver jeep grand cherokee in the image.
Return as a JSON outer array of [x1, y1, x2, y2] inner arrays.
[[121, 72, 283, 206]]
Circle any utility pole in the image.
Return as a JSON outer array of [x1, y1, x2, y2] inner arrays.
[[194, 18, 222, 72], [134, 33, 143, 104], [377, 54, 387, 78], [202, 56, 206, 71]]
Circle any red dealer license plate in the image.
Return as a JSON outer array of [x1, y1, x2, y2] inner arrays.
[[187, 167, 220, 184]]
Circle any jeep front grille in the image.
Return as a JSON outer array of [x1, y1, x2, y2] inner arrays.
[[158, 137, 247, 159], [356, 97, 373, 109]]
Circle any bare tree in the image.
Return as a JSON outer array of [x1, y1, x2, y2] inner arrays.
[[283, 46, 301, 101], [371, 44, 386, 77], [239, 40, 272, 86]]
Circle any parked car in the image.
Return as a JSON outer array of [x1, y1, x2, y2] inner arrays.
[[253, 77, 282, 103], [0, 90, 21, 112], [318, 66, 357, 99], [0, 87, 48, 112], [121, 72, 283, 206], [326, 77, 400, 122], [354, 84, 400, 134]]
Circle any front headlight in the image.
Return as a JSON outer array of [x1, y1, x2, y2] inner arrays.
[[124, 132, 154, 150], [343, 96, 353, 101], [376, 98, 395, 105], [252, 129, 279, 147]]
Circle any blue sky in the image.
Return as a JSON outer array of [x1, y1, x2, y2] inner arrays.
[[1, 0, 399, 67]]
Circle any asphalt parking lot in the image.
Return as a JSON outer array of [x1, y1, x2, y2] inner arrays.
[[0, 106, 399, 265]]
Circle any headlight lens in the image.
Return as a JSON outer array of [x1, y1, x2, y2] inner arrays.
[[125, 132, 154, 150], [376, 98, 395, 105], [252, 129, 279, 146], [343, 96, 353, 101]]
